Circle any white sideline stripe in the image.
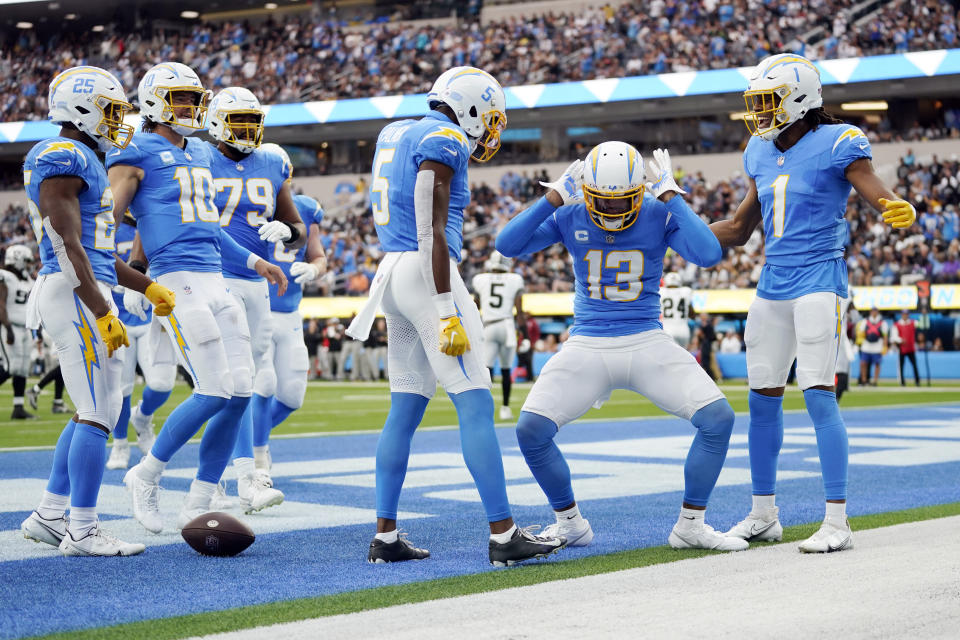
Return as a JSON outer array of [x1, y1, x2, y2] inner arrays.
[[3, 400, 959, 453], [189, 516, 960, 640]]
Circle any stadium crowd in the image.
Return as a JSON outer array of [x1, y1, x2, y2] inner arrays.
[[2, 0, 958, 122]]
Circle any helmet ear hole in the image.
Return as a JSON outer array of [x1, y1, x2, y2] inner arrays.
[[469, 106, 477, 118]]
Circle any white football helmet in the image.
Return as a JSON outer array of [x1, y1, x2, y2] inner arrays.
[[260, 142, 293, 177], [582, 141, 645, 232], [48, 66, 133, 152], [485, 250, 512, 272], [427, 66, 507, 162], [4, 245, 34, 272], [138, 62, 211, 136], [663, 272, 682, 288], [743, 53, 823, 141], [208, 87, 264, 153]]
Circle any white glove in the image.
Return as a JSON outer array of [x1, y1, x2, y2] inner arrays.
[[539, 159, 584, 206], [122, 288, 148, 321], [290, 261, 320, 285], [646, 148, 686, 198], [258, 220, 292, 243]]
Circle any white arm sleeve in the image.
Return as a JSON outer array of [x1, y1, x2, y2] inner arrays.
[[414, 168, 437, 296], [42, 217, 81, 288]]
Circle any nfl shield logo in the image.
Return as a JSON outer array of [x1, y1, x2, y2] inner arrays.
[[606, 235, 615, 244], [205, 534, 219, 552], [777, 156, 785, 167]]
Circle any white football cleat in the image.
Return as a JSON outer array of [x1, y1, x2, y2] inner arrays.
[[106, 442, 131, 470], [130, 404, 156, 455], [799, 517, 853, 553], [59, 523, 145, 557], [498, 406, 513, 421], [541, 517, 594, 547], [124, 464, 163, 534], [21, 511, 68, 547], [725, 507, 783, 542], [669, 521, 749, 551], [176, 492, 213, 530], [238, 470, 284, 514], [209, 480, 238, 511]]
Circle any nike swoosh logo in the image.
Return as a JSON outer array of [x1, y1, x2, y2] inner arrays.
[[859, 143, 868, 149], [748, 522, 772, 535], [443, 147, 458, 157]]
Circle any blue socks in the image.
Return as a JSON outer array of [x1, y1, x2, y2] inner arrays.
[[141, 386, 172, 416], [375, 392, 430, 520], [46, 419, 77, 496], [202, 395, 251, 484], [269, 399, 296, 432], [151, 393, 227, 463], [804, 388, 848, 501], [67, 424, 108, 508], [251, 393, 272, 448], [516, 411, 571, 509], [231, 403, 255, 460], [748, 391, 784, 495], [113, 395, 132, 441], [684, 399, 735, 506], [450, 389, 511, 522]]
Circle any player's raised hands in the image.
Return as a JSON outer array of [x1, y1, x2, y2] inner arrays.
[[879, 198, 916, 229], [646, 148, 687, 199], [540, 159, 584, 206]]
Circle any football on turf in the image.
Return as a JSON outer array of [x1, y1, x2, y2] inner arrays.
[[181, 512, 255, 557]]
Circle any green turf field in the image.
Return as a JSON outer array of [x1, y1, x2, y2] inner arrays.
[[2, 379, 958, 449]]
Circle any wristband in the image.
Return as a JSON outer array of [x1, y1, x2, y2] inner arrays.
[[432, 292, 457, 319], [246, 253, 260, 270], [282, 221, 301, 244], [129, 260, 148, 274]]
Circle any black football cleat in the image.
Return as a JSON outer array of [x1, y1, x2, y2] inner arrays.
[[489, 526, 566, 567], [11, 406, 36, 420], [367, 535, 430, 563]]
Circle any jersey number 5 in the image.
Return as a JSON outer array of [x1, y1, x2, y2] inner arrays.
[[584, 249, 645, 301], [371, 148, 396, 226]]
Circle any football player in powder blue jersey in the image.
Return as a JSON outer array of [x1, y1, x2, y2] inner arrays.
[[106, 62, 288, 533], [346, 66, 565, 566], [248, 193, 326, 476], [207, 90, 306, 515], [497, 143, 745, 552], [20, 66, 177, 557], [711, 53, 916, 553]]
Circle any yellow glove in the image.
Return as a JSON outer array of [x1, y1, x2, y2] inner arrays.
[[96, 312, 129, 357], [879, 198, 916, 229], [439, 316, 471, 356], [144, 282, 176, 316]]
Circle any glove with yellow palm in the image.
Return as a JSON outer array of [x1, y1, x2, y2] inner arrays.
[[434, 292, 470, 356], [144, 282, 176, 316], [879, 198, 916, 229], [96, 312, 130, 357]]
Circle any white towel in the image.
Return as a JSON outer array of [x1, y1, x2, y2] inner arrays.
[[346, 252, 402, 341]]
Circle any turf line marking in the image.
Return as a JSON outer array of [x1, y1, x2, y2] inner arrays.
[[23, 501, 960, 640]]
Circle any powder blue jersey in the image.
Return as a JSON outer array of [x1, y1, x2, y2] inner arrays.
[[106, 133, 221, 278], [211, 144, 292, 281], [269, 194, 323, 313], [371, 111, 471, 262], [526, 195, 720, 337], [744, 123, 871, 300], [24, 137, 117, 285], [112, 221, 150, 327]]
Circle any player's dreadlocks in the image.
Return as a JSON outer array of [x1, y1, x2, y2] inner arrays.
[[803, 107, 845, 130]]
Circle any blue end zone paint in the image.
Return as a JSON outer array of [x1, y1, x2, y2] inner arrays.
[[1, 404, 958, 639]]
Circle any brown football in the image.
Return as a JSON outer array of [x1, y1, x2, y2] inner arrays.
[[181, 512, 255, 557]]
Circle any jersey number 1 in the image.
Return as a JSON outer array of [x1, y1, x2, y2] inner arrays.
[[771, 174, 789, 238]]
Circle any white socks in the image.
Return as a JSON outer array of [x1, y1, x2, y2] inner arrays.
[[253, 446, 270, 470], [825, 501, 847, 521], [490, 524, 517, 544], [752, 494, 776, 513], [68, 506, 97, 537], [37, 491, 69, 520], [375, 529, 399, 543], [234, 457, 256, 479], [677, 507, 705, 529], [555, 504, 584, 526], [137, 453, 167, 482]]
